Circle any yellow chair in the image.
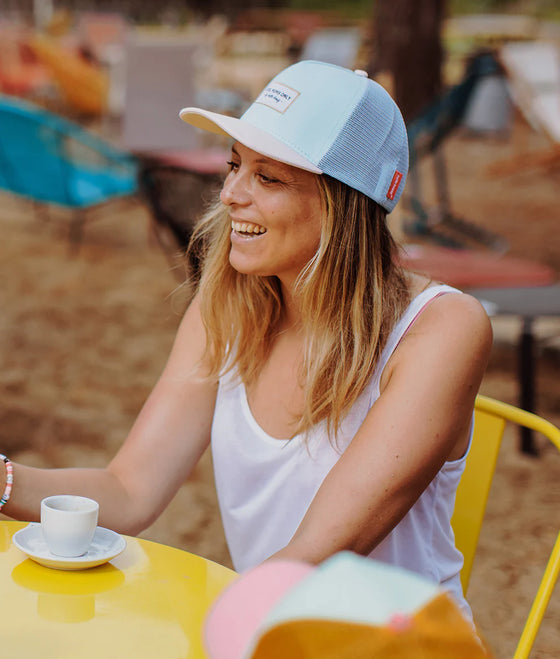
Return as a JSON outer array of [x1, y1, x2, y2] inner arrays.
[[452, 394, 560, 659]]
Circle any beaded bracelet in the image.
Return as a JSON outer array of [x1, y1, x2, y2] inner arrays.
[[0, 454, 13, 511]]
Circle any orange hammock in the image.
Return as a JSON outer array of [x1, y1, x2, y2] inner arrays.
[[28, 35, 108, 116]]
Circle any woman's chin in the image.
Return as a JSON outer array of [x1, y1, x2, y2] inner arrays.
[[229, 255, 268, 277]]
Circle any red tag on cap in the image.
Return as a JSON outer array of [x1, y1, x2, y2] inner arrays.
[[387, 170, 403, 201]]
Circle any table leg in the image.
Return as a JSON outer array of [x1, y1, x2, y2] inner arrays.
[[519, 317, 538, 456]]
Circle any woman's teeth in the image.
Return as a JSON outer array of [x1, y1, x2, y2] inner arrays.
[[232, 221, 267, 235]]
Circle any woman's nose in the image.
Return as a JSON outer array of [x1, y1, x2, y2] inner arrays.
[[220, 171, 250, 206]]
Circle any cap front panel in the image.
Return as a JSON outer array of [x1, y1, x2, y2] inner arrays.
[[241, 61, 367, 167]]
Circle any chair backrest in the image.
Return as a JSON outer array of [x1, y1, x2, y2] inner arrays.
[[500, 41, 560, 143], [139, 162, 221, 252], [452, 395, 560, 659], [299, 27, 361, 68], [0, 97, 70, 204], [0, 94, 137, 208], [122, 37, 200, 153], [138, 161, 223, 281]]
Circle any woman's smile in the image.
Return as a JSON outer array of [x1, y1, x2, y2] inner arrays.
[[231, 220, 267, 237]]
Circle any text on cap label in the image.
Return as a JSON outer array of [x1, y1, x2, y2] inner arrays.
[[255, 83, 300, 114]]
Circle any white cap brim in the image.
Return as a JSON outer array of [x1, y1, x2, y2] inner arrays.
[[179, 107, 322, 174]]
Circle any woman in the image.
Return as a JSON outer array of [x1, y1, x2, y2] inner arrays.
[[0, 61, 491, 617]]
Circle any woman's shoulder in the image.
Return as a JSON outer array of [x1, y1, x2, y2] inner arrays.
[[380, 282, 492, 394], [404, 280, 493, 352], [406, 274, 488, 322]]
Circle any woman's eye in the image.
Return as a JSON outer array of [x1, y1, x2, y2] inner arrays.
[[226, 160, 239, 173], [258, 173, 279, 185]]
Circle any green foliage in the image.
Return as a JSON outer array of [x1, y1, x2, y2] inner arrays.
[[287, 0, 560, 21], [449, 0, 560, 18], [287, 0, 373, 19], [449, 0, 509, 14]]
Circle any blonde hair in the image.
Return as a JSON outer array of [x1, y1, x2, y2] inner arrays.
[[187, 175, 410, 439]]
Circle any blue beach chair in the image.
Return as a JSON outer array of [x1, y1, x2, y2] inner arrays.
[[0, 94, 138, 249]]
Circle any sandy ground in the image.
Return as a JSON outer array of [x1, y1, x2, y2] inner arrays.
[[0, 112, 559, 658]]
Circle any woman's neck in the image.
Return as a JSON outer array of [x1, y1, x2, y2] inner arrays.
[[279, 282, 303, 331]]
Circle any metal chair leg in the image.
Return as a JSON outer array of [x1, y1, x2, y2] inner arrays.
[[519, 317, 538, 456]]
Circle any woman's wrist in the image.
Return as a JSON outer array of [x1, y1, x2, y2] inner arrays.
[[0, 454, 13, 512]]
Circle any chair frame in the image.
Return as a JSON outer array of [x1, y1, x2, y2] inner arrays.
[[453, 395, 560, 658], [137, 159, 223, 280], [403, 50, 509, 252]]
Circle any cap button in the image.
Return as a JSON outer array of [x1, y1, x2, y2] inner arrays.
[[354, 69, 368, 78]]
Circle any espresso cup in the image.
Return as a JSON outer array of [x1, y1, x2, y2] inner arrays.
[[41, 495, 99, 557]]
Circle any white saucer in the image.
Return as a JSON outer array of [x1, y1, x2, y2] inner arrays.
[[13, 523, 126, 570]]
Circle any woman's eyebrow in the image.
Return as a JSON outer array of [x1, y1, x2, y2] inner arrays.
[[255, 157, 291, 175], [255, 157, 281, 167]]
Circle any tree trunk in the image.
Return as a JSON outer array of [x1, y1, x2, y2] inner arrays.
[[369, 0, 446, 122]]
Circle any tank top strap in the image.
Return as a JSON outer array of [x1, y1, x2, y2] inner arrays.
[[369, 284, 461, 399]]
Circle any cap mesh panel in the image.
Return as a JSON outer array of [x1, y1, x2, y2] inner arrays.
[[318, 85, 408, 212]]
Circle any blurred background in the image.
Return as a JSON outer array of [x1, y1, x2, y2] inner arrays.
[[0, 1, 558, 657]]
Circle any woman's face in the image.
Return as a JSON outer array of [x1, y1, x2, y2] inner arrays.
[[220, 142, 323, 288]]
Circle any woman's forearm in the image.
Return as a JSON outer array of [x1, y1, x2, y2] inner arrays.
[[1, 462, 149, 536]]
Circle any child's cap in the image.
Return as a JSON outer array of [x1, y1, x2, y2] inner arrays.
[[204, 553, 491, 659]]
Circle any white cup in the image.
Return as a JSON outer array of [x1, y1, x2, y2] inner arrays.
[[41, 495, 99, 557]]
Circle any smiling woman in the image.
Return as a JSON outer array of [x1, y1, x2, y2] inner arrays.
[[1, 60, 491, 637]]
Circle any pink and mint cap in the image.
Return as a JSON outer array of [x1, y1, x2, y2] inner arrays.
[[203, 553, 486, 659], [180, 60, 408, 212]]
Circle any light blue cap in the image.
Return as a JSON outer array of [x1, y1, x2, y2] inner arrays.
[[180, 60, 408, 212]]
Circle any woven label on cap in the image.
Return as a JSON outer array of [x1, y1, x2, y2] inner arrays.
[[387, 171, 403, 200], [255, 83, 299, 114]]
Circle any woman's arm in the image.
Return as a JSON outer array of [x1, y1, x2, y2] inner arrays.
[[272, 293, 493, 564], [0, 296, 218, 535]]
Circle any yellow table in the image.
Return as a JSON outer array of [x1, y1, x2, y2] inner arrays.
[[0, 521, 236, 658]]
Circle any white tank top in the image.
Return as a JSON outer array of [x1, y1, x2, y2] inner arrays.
[[211, 284, 472, 616]]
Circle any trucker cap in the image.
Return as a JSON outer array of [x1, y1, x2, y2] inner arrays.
[[180, 60, 408, 212]]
